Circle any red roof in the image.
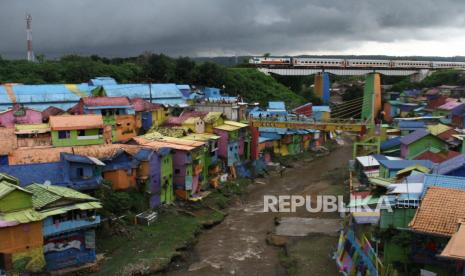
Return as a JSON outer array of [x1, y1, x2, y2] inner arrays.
[[41, 106, 65, 121], [82, 96, 131, 107], [414, 150, 460, 163], [130, 98, 163, 112], [292, 103, 313, 117]]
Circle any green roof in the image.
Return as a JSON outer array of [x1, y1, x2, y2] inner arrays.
[[0, 173, 20, 185], [203, 112, 223, 124], [26, 184, 97, 209], [0, 180, 32, 200]]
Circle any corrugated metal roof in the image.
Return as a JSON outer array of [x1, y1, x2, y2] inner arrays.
[[400, 129, 430, 145], [434, 154, 465, 175], [437, 101, 464, 110], [49, 114, 103, 130], [224, 120, 248, 128], [0, 179, 32, 199], [102, 83, 186, 106], [312, 106, 331, 112], [26, 183, 97, 209], [267, 101, 286, 111], [379, 159, 434, 170], [14, 123, 50, 134], [427, 124, 452, 135], [214, 124, 241, 131], [398, 120, 425, 130], [183, 133, 220, 141], [82, 96, 131, 107], [422, 174, 465, 197], [89, 77, 118, 86]]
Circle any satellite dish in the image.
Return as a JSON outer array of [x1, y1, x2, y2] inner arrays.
[[44, 180, 51, 186]]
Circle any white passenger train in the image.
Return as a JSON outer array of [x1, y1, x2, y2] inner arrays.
[[249, 57, 465, 69]]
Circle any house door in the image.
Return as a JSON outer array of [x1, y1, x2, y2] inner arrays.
[[0, 253, 12, 271], [161, 178, 174, 204]]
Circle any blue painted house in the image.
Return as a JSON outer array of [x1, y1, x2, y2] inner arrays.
[[378, 159, 434, 178], [0, 153, 104, 190], [25, 184, 102, 271], [433, 154, 465, 177]]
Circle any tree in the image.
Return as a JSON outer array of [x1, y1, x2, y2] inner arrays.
[[175, 57, 196, 83]]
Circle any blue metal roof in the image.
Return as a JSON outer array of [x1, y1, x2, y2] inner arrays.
[[102, 83, 186, 106], [0, 84, 91, 111], [379, 159, 434, 170], [312, 106, 331, 112], [398, 120, 425, 130], [380, 137, 401, 150], [203, 87, 221, 98], [89, 77, 118, 86], [259, 127, 288, 135], [267, 101, 286, 111], [422, 174, 465, 197], [400, 129, 430, 145], [433, 153, 465, 175]]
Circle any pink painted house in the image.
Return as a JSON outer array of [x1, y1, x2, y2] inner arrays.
[[0, 105, 43, 128]]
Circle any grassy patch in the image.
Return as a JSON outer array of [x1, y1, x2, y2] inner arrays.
[[285, 235, 339, 276], [278, 249, 299, 276]]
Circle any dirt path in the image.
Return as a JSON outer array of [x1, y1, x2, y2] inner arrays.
[[169, 143, 351, 276]]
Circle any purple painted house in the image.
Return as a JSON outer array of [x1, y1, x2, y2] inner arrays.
[[135, 147, 173, 207], [0, 104, 43, 127], [213, 121, 249, 167]]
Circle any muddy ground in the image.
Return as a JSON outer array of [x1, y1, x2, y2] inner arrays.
[[168, 142, 351, 276]]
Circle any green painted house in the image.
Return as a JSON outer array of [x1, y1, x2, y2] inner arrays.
[[0, 174, 33, 213], [400, 129, 446, 159], [49, 114, 105, 147]]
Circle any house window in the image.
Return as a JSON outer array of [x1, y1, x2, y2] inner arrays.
[[77, 168, 84, 177], [58, 130, 70, 139], [98, 128, 103, 135], [78, 129, 86, 136], [175, 169, 180, 174]]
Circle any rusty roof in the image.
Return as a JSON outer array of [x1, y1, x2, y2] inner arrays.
[[0, 128, 17, 155], [133, 136, 204, 151], [82, 96, 131, 107], [130, 98, 163, 112], [8, 144, 142, 165], [49, 114, 104, 130], [410, 187, 465, 236], [440, 221, 465, 261]]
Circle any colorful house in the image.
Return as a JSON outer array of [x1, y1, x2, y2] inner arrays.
[[433, 100, 465, 119], [25, 184, 101, 272], [100, 149, 139, 190], [0, 151, 104, 190], [0, 175, 45, 273], [49, 115, 105, 147], [135, 147, 174, 207], [14, 123, 52, 148], [69, 97, 137, 142], [433, 154, 465, 177], [130, 98, 166, 131], [400, 129, 447, 159], [133, 136, 206, 201], [214, 121, 249, 167], [0, 104, 43, 128], [292, 103, 312, 118], [398, 120, 425, 136], [409, 186, 465, 275], [378, 159, 434, 178]]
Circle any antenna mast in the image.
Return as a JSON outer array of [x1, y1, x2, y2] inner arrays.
[[26, 13, 35, 62]]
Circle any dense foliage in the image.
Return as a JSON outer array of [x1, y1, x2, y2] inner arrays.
[[0, 54, 306, 108], [390, 69, 465, 91]]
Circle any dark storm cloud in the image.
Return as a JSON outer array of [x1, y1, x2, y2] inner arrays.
[[0, 0, 464, 58]]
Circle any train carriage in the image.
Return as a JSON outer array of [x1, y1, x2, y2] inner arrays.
[[293, 58, 345, 67], [248, 57, 291, 66], [346, 59, 391, 68]]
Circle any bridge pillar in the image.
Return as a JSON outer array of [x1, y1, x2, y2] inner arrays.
[[314, 72, 330, 104], [361, 73, 382, 122], [410, 69, 431, 83]]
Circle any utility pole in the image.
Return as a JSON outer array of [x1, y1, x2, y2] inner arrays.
[[26, 13, 35, 62]]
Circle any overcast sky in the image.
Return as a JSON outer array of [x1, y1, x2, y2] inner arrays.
[[1, 0, 465, 58]]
